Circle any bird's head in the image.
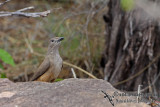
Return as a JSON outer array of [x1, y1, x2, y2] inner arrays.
[[48, 37, 64, 51]]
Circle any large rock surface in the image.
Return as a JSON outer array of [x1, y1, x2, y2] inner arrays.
[[0, 78, 149, 107]]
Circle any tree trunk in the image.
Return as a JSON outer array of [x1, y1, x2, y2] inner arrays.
[[102, 0, 160, 96]]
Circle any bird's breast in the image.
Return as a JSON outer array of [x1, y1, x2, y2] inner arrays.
[[49, 54, 63, 78]]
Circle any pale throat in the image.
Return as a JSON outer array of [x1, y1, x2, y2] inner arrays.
[[47, 46, 60, 55]]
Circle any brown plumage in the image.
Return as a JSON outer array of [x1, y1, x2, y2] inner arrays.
[[30, 37, 64, 82]]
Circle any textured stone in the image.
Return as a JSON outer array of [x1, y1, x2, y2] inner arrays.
[[0, 78, 150, 107]]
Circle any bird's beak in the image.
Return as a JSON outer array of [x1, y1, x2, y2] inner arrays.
[[58, 37, 64, 42]]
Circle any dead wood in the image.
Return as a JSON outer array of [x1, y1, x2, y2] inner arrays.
[[102, 0, 160, 99]]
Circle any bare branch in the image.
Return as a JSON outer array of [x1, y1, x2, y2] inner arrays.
[[0, 10, 51, 17], [71, 68, 77, 78], [17, 6, 34, 12], [0, 0, 10, 7], [0, 1, 51, 18]]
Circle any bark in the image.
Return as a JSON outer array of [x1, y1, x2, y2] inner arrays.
[[102, 0, 160, 97]]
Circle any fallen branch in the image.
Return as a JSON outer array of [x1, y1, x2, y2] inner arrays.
[[0, 10, 51, 17], [63, 61, 98, 79], [0, 0, 50, 17], [113, 53, 160, 86], [0, 0, 10, 7], [71, 68, 77, 78]]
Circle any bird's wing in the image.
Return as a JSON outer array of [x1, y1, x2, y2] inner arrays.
[[30, 57, 50, 81]]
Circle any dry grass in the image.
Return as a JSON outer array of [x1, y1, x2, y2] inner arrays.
[[0, 0, 108, 80]]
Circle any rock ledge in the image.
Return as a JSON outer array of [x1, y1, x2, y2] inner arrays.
[[0, 78, 149, 107]]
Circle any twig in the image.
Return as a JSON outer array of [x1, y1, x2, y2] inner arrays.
[[83, 3, 95, 72], [54, 0, 108, 34], [140, 69, 160, 92], [0, 10, 51, 17], [63, 61, 98, 79], [24, 69, 29, 81], [113, 53, 160, 86], [17, 6, 34, 12], [71, 68, 77, 78], [24, 38, 33, 53], [0, 0, 10, 7], [0, 0, 50, 18], [137, 85, 142, 103], [4, 60, 32, 74], [34, 52, 45, 57]]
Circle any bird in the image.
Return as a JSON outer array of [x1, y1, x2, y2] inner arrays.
[[30, 37, 64, 82]]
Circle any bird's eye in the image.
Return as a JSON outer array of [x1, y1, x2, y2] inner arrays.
[[51, 40, 54, 42]]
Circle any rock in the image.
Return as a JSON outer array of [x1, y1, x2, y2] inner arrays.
[[0, 78, 150, 107]]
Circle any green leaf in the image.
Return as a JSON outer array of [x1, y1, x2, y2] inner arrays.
[[0, 63, 4, 69], [120, 0, 135, 11], [0, 73, 7, 78], [0, 49, 15, 66], [55, 78, 64, 82]]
